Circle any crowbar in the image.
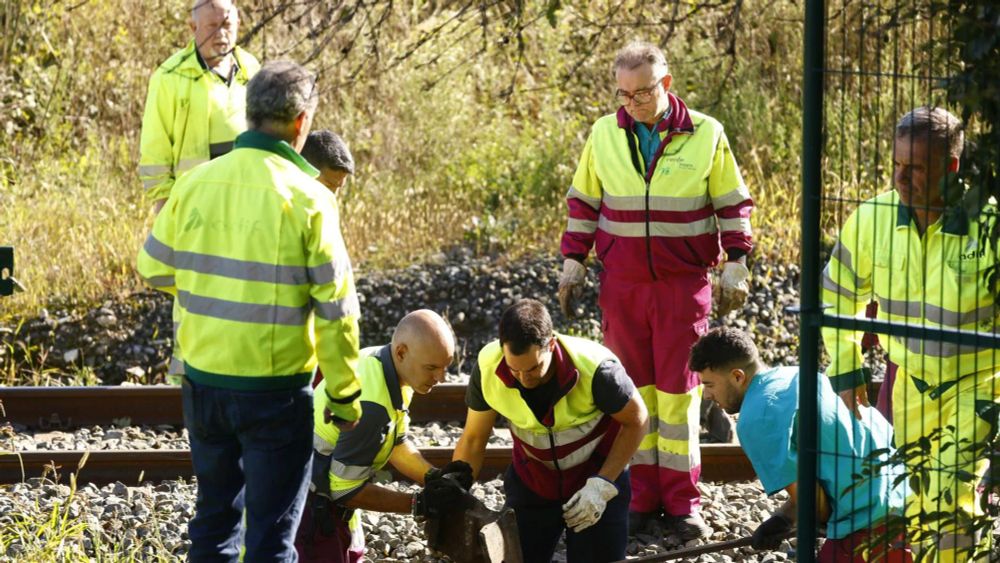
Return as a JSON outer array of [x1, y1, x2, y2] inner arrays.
[[613, 529, 797, 562]]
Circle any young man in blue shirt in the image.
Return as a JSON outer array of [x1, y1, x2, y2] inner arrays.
[[688, 327, 911, 562]]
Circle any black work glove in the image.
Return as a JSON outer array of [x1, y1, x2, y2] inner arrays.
[[425, 460, 474, 491], [412, 477, 466, 518], [751, 513, 793, 550]]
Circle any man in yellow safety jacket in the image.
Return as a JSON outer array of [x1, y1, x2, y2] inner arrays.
[[137, 61, 362, 561], [295, 310, 469, 563], [138, 0, 260, 385], [556, 40, 754, 539], [822, 107, 1000, 562], [454, 299, 647, 563]]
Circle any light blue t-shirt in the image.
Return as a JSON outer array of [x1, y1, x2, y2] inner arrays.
[[736, 366, 907, 539], [634, 106, 672, 175]]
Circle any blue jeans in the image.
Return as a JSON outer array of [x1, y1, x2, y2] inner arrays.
[[503, 467, 631, 563], [182, 377, 313, 563]]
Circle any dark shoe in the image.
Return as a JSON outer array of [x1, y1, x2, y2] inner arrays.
[[663, 512, 712, 542], [628, 510, 657, 536]]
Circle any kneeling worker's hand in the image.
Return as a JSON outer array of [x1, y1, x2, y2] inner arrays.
[[425, 460, 474, 491], [561, 476, 618, 533], [751, 513, 793, 550], [558, 259, 586, 318], [412, 476, 466, 518]]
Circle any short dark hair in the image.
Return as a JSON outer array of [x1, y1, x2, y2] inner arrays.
[[688, 327, 759, 373], [498, 299, 553, 355], [301, 130, 355, 174]]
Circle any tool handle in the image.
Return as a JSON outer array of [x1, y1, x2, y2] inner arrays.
[[614, 529, 796, 563]]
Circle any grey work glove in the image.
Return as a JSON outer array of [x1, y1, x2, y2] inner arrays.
[[557, 258, 586, 318], [561, 476, 618, 532], [713, 261, 751, 316]]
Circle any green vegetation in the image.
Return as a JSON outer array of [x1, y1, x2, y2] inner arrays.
[[0, 1, 963, 322], [1, 0, 806, 320]]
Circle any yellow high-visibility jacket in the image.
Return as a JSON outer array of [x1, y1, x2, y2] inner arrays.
[[137, 129, 362, 421], [822, 190, 1000, 391], [138, 41, 260, 203], [313, 345, 412, 502], [478, 333, 620, 500]]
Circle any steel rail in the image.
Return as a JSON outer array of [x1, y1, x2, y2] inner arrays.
[[0, 444, 755, 486], [0, 382, 883, 430], [0, 384, 470, 428]]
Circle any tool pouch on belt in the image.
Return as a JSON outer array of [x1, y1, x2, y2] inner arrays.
[[313, 495, 354, 536]]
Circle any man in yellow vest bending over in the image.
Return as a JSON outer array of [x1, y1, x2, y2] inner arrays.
[[137, 61, 362, 561], [295, 309, 469, 563], [454, 299, 648, 563], [823, 107, 1000, 561]]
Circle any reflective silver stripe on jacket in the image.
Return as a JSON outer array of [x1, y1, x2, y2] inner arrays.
[[312, 294, 361, 322], [597, 215, 717, 238], [602, 193, 708, 212], [566, 218, 598, 234], [178, 290, 309, 326], [509, 416, 604, 449]]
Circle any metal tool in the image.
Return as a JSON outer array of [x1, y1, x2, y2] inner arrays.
[[613, 529, 797, 562], [424, 485, 524, 563]]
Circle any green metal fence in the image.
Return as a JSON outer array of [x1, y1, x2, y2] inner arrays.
[[799, 0, 999, 561]]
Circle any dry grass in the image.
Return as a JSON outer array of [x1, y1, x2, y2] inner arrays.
[[0, 0, 952, 320]]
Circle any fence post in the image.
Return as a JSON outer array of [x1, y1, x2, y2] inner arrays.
[[798, 0, 825, 560]]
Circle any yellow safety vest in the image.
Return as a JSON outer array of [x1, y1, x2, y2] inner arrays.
[[138, 41, 260, 202], [822, 190, 1000, 390], [314, 346, 413, 500], [478, 333, 619, 499], [137, 129, 362, 420]]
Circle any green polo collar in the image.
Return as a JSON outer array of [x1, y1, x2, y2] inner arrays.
[[895, 200, 969, 236], [234, 130, 319, 177]]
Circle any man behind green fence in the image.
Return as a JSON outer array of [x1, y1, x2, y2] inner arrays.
[[822, 106, 1000, 562]]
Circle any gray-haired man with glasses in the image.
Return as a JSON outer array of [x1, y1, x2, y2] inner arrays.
[[557, 40, 754, 541]]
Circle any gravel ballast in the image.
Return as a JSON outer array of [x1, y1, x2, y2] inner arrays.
[[0, 477, 795, 562]]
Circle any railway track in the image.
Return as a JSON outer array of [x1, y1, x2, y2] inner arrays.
[[3, 383, 880, 485]]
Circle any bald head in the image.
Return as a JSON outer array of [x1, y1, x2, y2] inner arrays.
[[391, 310, 456, 394]]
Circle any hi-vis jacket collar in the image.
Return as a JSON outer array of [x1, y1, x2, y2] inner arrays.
[[494, 338, 580, 426], [615, 92, 695, 134], [377, 345, 405, 411], [895, 197, 970, 236], [164, 41, 255, 83], [234, 130, 320, 178]]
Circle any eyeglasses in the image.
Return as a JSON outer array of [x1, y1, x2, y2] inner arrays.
[[615, 79, 664, 106]]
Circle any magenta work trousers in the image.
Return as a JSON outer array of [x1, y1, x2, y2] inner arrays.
[[598, 271, 711, 517]]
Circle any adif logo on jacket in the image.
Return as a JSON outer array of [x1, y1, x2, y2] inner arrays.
[[184, 208, 204, 232], [183, 208, 263, 235]]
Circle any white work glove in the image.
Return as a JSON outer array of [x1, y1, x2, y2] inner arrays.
[[557, 258, 587, 318], [713, 261, 751, 317], [562, 476, 618, 532]]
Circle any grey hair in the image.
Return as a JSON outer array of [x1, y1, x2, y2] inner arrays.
[[895, 107, 964, 159], [301, 130, 355, 174], [246, 61, 318, 128], [191, 0, 233, 14], [613, 40, 669, 77]]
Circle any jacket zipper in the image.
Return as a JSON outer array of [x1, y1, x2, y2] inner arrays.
[[644, 178, 656, 280], [547, 429, 565, 502], [625, 128, 658, 281]]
